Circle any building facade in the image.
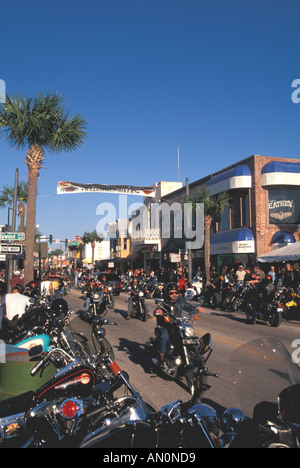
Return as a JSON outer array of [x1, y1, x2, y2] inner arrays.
[[160, 154, 300, 272]]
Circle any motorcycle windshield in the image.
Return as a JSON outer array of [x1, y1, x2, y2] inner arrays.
[[230, 338, 300, 419]]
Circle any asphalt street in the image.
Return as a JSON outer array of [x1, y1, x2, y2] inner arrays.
[[66, 288, 300, 420]]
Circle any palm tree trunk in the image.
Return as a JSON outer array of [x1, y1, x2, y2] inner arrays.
[[91, 241, 95, 273], [24, 144, 44, 284], [204, 215, 212, 285], [18, 202, 26, 233], [24, 166, 38, 283]]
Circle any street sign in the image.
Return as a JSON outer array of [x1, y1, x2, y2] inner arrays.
[[0, 244, 22, 254], [0, 232, 25, 241]]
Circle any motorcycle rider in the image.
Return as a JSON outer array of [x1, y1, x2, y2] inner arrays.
[[154, 282, 203, 367], [126, 277, 140, 320], [84, 277, 100, 313]]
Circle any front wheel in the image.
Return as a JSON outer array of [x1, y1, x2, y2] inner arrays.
[[269, 310, 282, 328], [184, 366, 208, 401], [140, 301, 148, 322], [246, 305, 255, 324]]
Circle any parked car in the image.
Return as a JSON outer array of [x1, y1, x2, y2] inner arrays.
[[96, 272, 122, 296]]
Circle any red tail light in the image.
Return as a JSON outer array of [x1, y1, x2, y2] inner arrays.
[[61, 400, 79, 419]]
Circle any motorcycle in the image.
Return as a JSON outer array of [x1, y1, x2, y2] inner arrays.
[[0, 317, 125, 448], [83, 288, 113, 321], [245, 282, 284, 327], [3, 294, 88, 358], [231, 338, 300, 448], [128, 288, 148, 322], [281, 287, 300, 321], [79, 333, 245, 449], [231, 282, 255, 312], [145, 278, 164, 299], [145, 299, 218, 395], [185, 275, 204, 302]]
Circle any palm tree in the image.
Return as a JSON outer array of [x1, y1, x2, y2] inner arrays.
[[0, 181, 29, 232], [0, 92, 87, 283], [186, 188, 230, 284], [68, 243, 85, 270], [82, 230, 104, 272]]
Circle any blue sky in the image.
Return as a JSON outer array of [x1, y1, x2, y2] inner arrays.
[[1, 0, 300, 245]]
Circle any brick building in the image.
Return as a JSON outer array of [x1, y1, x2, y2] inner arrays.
[[160, 154, 300, 272]]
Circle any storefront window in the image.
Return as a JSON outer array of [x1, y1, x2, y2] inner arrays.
[[268, 189, 300, 225]]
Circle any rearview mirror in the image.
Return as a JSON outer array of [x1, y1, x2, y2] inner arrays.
[[198, 333, 211, 355]]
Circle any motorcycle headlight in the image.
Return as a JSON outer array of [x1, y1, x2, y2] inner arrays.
[[184, 327, 195, 338], [94, 294, 100, 300], [139, 291, 144, 297]]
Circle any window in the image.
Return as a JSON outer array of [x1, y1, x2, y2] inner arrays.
[[268, 189, 300, 225], [241, 193, 250, 227], [220, 206, 230, 231]]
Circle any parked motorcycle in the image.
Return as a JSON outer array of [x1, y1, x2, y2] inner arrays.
[[0, 317, 125, 448], [185, 275, 204, 302], [231, 282, 255, 312], [280, 287, 300, 321], [245, 280, 284, 327], [231, 338, 300, 448], [145, 299, 218, 395], [79, 338, 244, 448]]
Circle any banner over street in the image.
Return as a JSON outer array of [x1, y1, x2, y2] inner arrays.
[[57, 181, 156, 197]]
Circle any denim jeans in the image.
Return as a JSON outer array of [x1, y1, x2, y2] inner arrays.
[[157, 327, 170, 353]]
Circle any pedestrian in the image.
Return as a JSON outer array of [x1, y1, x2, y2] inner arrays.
[[41, 275, 54, 299], [283, 263, 296, 289], [10, 270, 24, 291], [4, 284, 31, 321], [235, 265, 246, 286], [267, 266, 276, 284]]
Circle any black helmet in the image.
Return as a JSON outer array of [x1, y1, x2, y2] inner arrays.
[[51, 298, 68, 315], [164, 282, 179, 301], [13, 283, 25, 294]]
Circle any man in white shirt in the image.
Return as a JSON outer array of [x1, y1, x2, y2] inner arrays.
[[5, 284, 31, 321], [41, 276, 53, 298]]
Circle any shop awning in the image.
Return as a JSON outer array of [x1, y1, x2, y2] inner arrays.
[[271, 230, 296, 250], [207, 165, 252, 195], [261, 161, 300, 186], [210, 228, 255, 255], [257, 241, 300, 263]]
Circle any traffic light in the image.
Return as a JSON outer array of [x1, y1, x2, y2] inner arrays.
[[65, 238, 68, 248], [49, 234, 53, 245]]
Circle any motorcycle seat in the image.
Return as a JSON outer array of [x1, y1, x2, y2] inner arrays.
[[0, 391, 35, 418]]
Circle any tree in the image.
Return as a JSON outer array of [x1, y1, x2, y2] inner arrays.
[[0, 181, 29, 232], [68, 243, 85, 270], [82, 230, 104, 272], [186, 188, 230, 284], [0, 92, 87, 283]]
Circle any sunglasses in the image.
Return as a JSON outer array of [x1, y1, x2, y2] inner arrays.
[[169, 291, 179, 295]]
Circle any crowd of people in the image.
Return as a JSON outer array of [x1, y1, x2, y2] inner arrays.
[[214, 263, 300, 291], [0, 261, 299, 330]]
